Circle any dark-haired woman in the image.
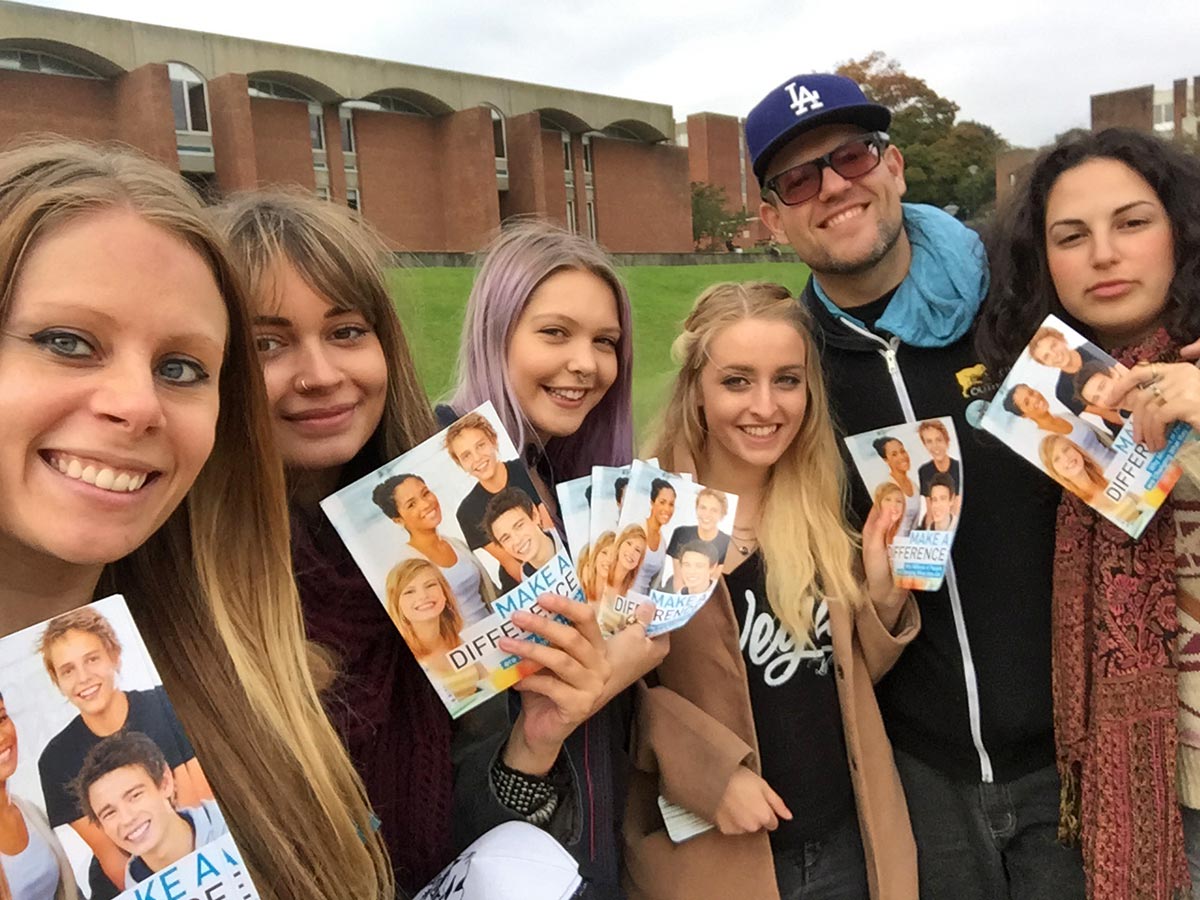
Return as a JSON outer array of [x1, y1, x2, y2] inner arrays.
[[222, 193, 610, 894], [976, 127, 1200, 900]]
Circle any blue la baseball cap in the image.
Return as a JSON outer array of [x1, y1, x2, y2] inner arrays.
[[746, 74, 891, 181]]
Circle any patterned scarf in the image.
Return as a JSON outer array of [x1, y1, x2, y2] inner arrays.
[[1053, 327, 1190, 900]]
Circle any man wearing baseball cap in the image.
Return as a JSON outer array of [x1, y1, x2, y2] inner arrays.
[[747, 74, 1084, 899]]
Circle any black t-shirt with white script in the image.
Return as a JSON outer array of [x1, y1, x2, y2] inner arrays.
[[725, 552, 855, 848]]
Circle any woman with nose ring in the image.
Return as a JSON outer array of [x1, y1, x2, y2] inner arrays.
[[443, 221, 666, 898]]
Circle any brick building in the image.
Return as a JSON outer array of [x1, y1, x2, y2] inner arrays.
[[1091, 77, 1199, 139], [677, 112, 772, 248], [0, 0, 693, 253]]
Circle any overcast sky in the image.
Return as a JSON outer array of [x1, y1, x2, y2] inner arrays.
[[25, 0, 1200, 147]]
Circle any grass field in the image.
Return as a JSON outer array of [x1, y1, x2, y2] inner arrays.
[[390, 261, 811, 436]]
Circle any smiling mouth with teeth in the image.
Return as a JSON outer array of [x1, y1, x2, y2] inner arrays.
[[822, 205, 867, 228], [44, 452, 156, 493], [740, 425, 780, 437], [546, 387, 587, 402], [124, 820, 152, 844]]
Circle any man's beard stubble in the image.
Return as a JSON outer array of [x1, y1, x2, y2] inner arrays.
[[808, 212, 904, 278]]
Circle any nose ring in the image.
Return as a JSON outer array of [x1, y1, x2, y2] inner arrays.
[[299, 378, 310, 392]]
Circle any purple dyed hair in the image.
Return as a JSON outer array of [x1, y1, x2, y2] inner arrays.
[[449, 220, 635, 481]]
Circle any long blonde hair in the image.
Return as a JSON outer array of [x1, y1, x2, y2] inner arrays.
[[579, 530, 617, 603], [651, 282, 862, 645], [0, 140, 391, 899], [217, 189, 437, 467], [608, 524, 648, 595], [385, 559, 463, 658], [872, 481, 904, 548], [1038, 434, 1108, 501]]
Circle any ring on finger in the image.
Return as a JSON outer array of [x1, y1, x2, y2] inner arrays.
[[1150, 382, 1168, 406]]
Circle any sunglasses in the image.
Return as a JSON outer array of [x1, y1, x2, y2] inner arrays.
[[763, 132, 890, 206]]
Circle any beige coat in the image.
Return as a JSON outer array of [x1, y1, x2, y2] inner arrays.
[[623, 579, 920, 900]]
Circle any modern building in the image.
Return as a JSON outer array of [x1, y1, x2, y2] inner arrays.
[[995, 74, 1200, 206], [0, 0, 693, 253], [677, 112, 772, 248], [1091, 76, 1199, 140]]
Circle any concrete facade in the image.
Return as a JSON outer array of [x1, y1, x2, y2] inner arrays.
[[0, 0, 693, 253]]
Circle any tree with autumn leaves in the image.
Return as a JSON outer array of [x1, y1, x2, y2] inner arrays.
[[836, 52, 1007, 221]]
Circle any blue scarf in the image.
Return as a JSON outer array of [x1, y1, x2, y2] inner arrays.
[[812, 203, 988, 348]]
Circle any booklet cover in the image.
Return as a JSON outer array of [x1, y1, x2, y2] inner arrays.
[[843, 417, 962, 591], [0, 594, 259, 900], [554, 474, 592, 571], [981, 315, 1189, 538], [587, 465, 631, 577], [322, 402, 585, 718], [603, 460, 737, 637]]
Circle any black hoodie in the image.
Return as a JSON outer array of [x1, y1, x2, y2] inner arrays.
[[802, 278, 1062, 784]]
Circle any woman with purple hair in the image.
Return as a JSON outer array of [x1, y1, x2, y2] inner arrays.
[[441, 220, 667, 898]]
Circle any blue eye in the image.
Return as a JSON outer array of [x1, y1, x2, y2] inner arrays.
[[34, 329, 94, 358], [157, 358, 209, 385]]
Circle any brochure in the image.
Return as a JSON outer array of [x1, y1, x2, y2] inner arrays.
[[0, 594, 260, 900], [981, 315, 1189, 538], [843, 416, 962, 591], [604, 460, 737, 637], [554, 474, 592, 571], [321, 402, 586, 718]]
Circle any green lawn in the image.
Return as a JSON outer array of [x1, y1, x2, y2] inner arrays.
[[390, 261, 811, 439]]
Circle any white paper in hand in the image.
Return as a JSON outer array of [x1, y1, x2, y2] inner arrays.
[[415, 822, 583, 900]]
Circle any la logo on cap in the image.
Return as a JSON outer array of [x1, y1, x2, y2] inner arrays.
[[784, 81, 825, 117]]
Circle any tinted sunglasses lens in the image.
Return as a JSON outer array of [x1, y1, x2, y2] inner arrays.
[[831, 139, 881, 179], [775, 164, 821, 205]]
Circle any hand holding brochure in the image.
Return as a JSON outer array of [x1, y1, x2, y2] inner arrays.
[[981, 315, 1189, 538], [322, 403, 586, 718], [0, 595, 260, 900], [843, 417, 962, 591], [602, 460, 738, 637]]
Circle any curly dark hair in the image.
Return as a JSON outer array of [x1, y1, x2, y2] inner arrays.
[[370, 473, 424, 520], [649, 477, 675, 502], [975, 127, 1200, 373]]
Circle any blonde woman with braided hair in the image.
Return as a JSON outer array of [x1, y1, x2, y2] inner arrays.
[[624, 282, 919, 900], [0, 140, 391, 900]]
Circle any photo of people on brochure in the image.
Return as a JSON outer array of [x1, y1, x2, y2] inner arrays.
[[588, 465, 632, 565], [555, 474, 592, 572], [607, 461, 738, 637], [0, 595, 257, 900], [981, 315, 1190, 538], [844, 417, 963, 591], [321, 402, 585, 718]]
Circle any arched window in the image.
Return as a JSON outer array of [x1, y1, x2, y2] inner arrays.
[[603, 123, 642, 141], [0, 48, 99, 79], [247, 79, 313, 102], [168, 63, 208, 133], [377, 95, 432, 116], [481, 105, 507, 160]]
